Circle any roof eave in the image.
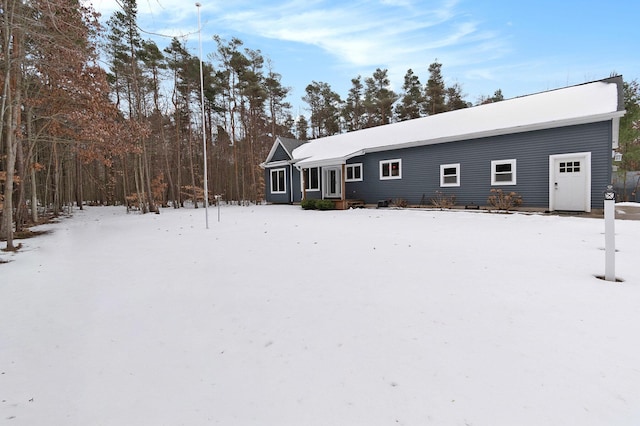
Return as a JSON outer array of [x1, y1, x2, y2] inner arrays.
[[364, 112, 626, 155], [293, 150, 366, 169], [262, 159, 293, 168]]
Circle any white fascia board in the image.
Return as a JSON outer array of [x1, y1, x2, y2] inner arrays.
[[294, 158, 347, 169], [293, 150, 365, 169], [263, 160, 292, 168], [263, 140, 282, 164]]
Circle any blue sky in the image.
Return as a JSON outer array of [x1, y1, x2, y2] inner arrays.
[[92, 0, 639, 115]]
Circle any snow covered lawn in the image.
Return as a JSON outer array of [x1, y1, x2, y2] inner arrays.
[[2, 205, 640, 425]]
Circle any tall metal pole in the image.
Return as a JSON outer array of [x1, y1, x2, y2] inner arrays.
[[196, 2, 209, 229]]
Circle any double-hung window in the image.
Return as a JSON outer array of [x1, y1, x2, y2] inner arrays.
[[380, 159, 402, 180], [491, 159, 516, 185], [303, 167, 320, 191], [346, 163, 363, 182], [440, 163, 460, 187], [270, 168, 286, 193]]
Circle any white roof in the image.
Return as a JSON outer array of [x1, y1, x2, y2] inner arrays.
[[293, 79, 624, 168]]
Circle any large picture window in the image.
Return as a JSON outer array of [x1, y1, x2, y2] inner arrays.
[[440, 163, 460, 187], [380, 159, 402, 180], [346, 163, 363, 182], [491, 159, 516, 185], [270, 168, 286, 193], [303, 167, 320, 191]]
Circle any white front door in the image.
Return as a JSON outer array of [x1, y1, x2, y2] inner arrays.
[[550, 153, 591, 212], [323, 167, 342, 198]]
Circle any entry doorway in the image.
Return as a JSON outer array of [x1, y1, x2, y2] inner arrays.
[[323, 167, 342, 199], [549, 152, 591, 212]]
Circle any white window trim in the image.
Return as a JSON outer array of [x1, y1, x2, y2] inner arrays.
[[440, 163, 460, 187], [302, 167, 320, 192], [270, 168, 286, 194], [345, 163, 363, 182], [491, 159, 517, 185], [379, 159, 402, 180]]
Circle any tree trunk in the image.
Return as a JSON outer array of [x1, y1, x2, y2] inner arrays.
[[14, 129, 27, 231], [1, 0, 24, 250], [1, 102, 19, 249], [187, 129, 198, 208], [75, 152, 84, 210], [142, 139, 156, 212], [52, 142, 61, 215], [31, 164, 38, 223]]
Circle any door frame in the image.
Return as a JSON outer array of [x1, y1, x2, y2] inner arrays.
[[323, 166, 343, 199], [548, 152, 591, 212]]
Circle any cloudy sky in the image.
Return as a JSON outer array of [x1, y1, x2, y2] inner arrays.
[[90, 0, 639, 114]]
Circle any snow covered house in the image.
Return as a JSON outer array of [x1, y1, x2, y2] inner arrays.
[[261, 76, 625, 212]]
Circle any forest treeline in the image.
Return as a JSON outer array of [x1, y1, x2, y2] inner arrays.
[[1, 0, 639, 250]]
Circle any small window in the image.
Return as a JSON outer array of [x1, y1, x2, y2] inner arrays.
[[440, 163, 460, 187], [346, 163, 363, 182], [559, 161, 580, 173], [491, 159, 516, 185], [302, 167, 320, 191], [380, 159, 402, 180], [270, 168, 286, 193]]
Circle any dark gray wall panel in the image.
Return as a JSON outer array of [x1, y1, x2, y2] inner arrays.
[[264, 166, 302, 204], [345, 121, 612, 209]]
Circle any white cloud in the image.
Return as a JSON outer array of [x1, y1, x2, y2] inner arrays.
[[216, 0, 500, 72], [89, 0, 507, 72], [87, 0, 514, 104]]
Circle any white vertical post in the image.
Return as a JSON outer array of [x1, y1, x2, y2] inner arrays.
[[196, 2, 209, 229], [215, 194, 221, 222], [604, 185, 616, 282]]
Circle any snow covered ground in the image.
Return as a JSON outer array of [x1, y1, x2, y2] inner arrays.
[[1, 204, 640, 425]]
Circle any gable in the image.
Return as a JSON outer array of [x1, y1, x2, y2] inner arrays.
[[263, 136, 306, 166], [271, 144, 291, 162]]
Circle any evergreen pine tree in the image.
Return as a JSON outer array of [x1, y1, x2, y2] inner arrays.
[[396, 69, 425, 121], [445, 83, 470, 111], [363, 68, 398, 127], [424, 61, 446, 115], [343, 76, 366, 131]]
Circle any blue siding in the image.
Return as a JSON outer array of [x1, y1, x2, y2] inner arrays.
[[345, 121, 612, 210], [264, 166, 302, 204], [271, 144, 291, 162], [264, 142, 300, 204]]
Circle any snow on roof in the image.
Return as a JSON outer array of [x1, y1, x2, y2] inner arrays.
[[293, 78, 624, 168]]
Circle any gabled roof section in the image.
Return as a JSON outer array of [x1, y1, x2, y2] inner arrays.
[[262, 136, 307, 167], [279, 136, 307, 155], [293, 77, 625, 168]]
